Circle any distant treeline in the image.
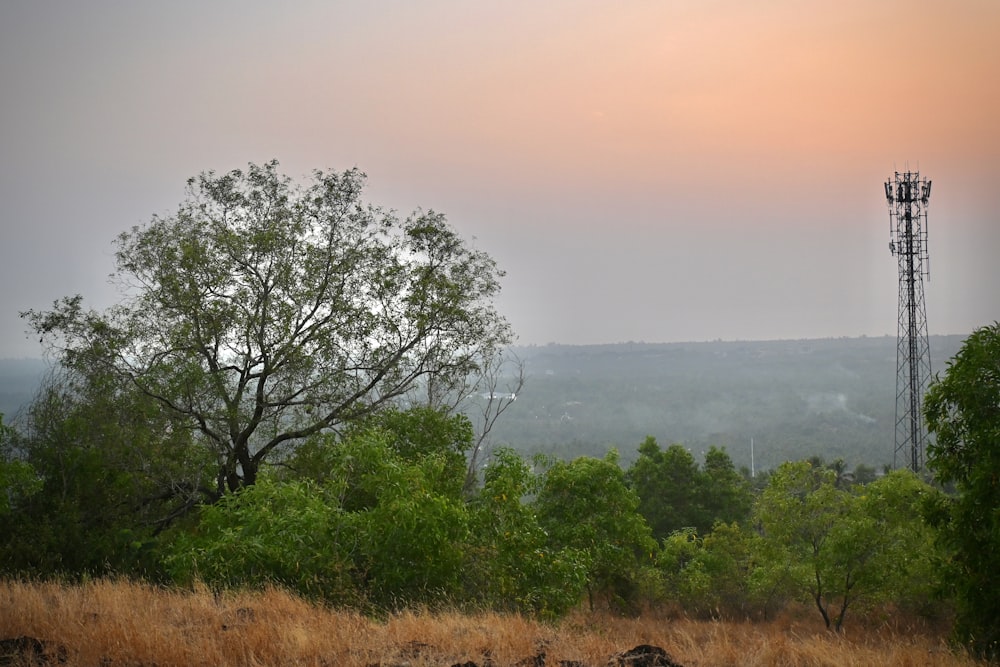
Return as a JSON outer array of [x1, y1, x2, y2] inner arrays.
[[1, 335, 965, 472], [479, 335, 965, 471]]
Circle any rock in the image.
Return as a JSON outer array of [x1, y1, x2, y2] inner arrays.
[[0, 636, 67, 666], [514, 651, 545, 667], [400, 640, 436, 658], [608, 644, 684, 667]]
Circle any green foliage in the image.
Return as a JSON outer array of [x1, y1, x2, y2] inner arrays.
[[924, 322, 1000, 659], [347, 434, 470, 608], [702, 447, 754, 522], [627, 437, 751, 539], [487, 337, 965, 471], [347, 406, 473, 499], [851, 463, 878, 485], [698, 522, 762, 616], [755, 461, 852, 630], [163, 423, 593, 616], [169, 419, 474, 611], [465, 448, 588, 618], [655, 466, 941, 626], [0, 414, 41, 515], [22, 161, 511, 493], [853, 469, 942, 615], [0, 372, 212, 578], [535, 451, 657, 613], [165, 476, 357, 603], [284, 407, 471, 509], [754, 461, 941, 632], [628, 439, 702, 537], [658, 524, 761, 618], [657, 529, 706, 610]]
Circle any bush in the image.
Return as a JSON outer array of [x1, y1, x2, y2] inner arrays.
[[164, 477, 358, 604]]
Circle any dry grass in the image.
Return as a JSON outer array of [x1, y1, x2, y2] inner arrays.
[[0, 579, 982, 666]]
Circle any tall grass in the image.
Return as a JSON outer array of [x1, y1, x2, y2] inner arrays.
[[0, 579, 981, 666]]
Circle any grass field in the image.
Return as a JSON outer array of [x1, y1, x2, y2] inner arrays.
[[0, 579, 981, 666]]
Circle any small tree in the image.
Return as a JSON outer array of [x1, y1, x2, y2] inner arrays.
[[627, 438, 704, 538], [627, 438, 751, 539], [465, 448, 588, 617], [701, 446, 754, 526], [535, 451, 656, 612], [23, 161, 511, 495], [754, 461, 848, 629], [755, 461, 940, 632], [924, 322, 1000, 659], [657, 522, 762, 618]]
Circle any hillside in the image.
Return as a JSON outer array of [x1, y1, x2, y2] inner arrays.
[[0, 357, 47, 419], [2, 336, 966, 472], [481, 335, 965, 472]]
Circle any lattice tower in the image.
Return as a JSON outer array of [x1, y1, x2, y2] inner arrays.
[[884, 171, 932, 472]]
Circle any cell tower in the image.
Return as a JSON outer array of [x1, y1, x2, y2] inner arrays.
[[884, 170, 932, 472]]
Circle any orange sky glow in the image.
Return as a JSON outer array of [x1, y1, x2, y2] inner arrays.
[[1, 1, 998, 351]]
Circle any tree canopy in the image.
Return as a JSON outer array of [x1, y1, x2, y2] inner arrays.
[[626, 437, 751, 538], [23, 161, 511, 495], [924, 322, 1000, 659], [535, 451, 656, 612], [754, 461, 939, 632]]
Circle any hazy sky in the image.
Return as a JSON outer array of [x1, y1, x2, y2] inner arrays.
[[2, 1, 998, 358]]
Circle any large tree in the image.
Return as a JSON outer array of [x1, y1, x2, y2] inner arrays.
[[23, 161, 511, 495], [924, 322, 1000, 659]]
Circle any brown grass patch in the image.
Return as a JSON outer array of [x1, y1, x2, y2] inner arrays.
[[0, 579, 982, 666]]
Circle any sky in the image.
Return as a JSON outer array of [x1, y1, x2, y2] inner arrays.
[[1, 1, 998, 358]]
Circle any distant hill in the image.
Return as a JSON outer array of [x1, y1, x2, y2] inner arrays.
[[479, 335, 965, 472], [1, 336, 966, 472], [0, 358, 49, 419]]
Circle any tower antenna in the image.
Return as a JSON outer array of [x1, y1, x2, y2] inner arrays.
[[884, 170, 932, 472]]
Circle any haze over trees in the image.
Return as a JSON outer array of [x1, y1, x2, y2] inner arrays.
[[0, 336, 964, 474], [487, 337, 964, 471]]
